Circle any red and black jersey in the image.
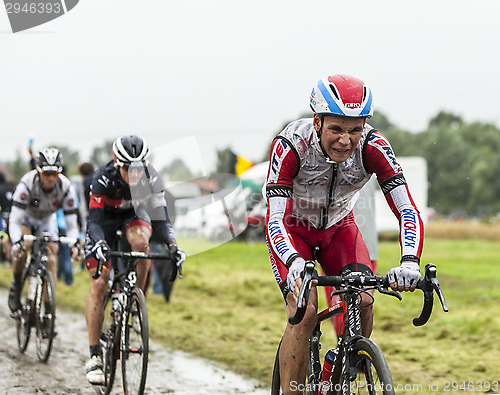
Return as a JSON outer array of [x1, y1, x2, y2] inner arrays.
[[87, 160, 175, 245]]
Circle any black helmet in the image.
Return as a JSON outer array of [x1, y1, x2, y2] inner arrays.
[[112, 135, 150, 167], [36, 147, 63, 173]]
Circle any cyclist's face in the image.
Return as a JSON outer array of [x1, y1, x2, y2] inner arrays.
[[119, 165, 145, 186], [39, 171, 59, 190], [314, 114, 365, 163]]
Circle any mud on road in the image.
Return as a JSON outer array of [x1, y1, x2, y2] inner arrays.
[[0, 289, 268, 394]]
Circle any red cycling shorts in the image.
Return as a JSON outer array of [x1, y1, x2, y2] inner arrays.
[[267, 211, 375, 297]]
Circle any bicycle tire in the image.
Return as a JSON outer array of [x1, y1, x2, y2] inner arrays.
[[35, 270, 56, 362], [121, 287, 149, 395], [329, 338, 394, 395], [97, 293, 120, 395], [271, 343, 281, 395], [16, 270, 33, 353], [271, 339, 320, 395]]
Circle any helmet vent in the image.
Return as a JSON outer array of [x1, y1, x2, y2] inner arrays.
[[363, 86, 367, 101], [328, 84, 340, 100]]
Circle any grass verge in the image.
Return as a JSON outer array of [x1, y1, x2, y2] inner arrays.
[[0, 236, 499, 394]]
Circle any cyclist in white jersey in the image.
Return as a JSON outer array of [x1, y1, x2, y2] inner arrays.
[[8, 148, 80, 313]]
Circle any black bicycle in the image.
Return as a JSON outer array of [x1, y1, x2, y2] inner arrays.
[[271, 262, 448, 395], [93, 246, 176, 395], [14, 232, 77, 362]]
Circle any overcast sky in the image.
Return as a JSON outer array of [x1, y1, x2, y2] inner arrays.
[[1, 0, 499, 174]]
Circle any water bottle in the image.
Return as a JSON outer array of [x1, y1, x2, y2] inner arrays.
[[319, 349, 337, 395], [111, 291, 122, 319], [28, 276, 38, 301]]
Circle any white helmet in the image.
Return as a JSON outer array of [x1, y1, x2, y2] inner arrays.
[[310, 74, 373, 118], [35, 147, 63, 173], [112, 135, 150, 167]]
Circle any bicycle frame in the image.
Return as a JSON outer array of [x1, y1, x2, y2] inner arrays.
[[16, 233, 77, 362], [308, 285, 376, 393]]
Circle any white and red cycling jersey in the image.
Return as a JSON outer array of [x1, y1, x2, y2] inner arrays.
[[265, 118, 423, 293]]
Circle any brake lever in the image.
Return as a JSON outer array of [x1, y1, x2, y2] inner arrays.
[[413, 263, 448, 326], [430, 276, 448, 312], [288, 261, 315, 325], [92, 259, 103, 280], [378, 286, 402, 301], [297, 262, 315, 309]]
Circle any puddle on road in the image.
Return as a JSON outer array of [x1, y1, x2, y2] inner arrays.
[[0, 288, 269, 394]]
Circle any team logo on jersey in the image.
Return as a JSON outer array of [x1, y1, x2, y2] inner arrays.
[[266, 240, 282, 285], [368, 132, 401, 172], [402, 208, 418, 249], [269, 139, 290, 179], [267, 219, 290, 257], [98, 175, 110, 188], [381, 174, 406, 195]]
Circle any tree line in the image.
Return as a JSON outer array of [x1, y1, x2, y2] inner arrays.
[[370, 111, 500, 218]]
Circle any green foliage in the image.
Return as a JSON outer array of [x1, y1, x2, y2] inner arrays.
[[376, 111, 500, 216], [215, 146, 233, 174], [10, 150, 30, 181], [90, 139, 114, 166], [161, 158, 194, 181]]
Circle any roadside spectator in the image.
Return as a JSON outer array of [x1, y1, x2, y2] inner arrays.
[[0, 172, 16, 224], [78, 161, 96, 210]]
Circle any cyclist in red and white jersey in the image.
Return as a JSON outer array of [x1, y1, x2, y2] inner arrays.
[[265, 74, 423, 394], [7, 148, 80, 313]]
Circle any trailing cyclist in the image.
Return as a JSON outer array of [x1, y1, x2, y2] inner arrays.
[[265, 74, 424, 394], [7, 148, 80, 314], [84, 135, 186, 385]]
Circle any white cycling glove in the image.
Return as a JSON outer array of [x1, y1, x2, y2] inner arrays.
[[286, 257, 306, 292], [387, 262, 421, 289], [91, 240, 110, 262], [169, 244, 187, 266]]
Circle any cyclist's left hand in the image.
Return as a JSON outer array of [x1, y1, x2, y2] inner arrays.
[[169, 244, 186, 267], [388, 261, 421, 292]]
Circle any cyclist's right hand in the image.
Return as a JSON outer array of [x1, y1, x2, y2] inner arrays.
[[91, 240, 110, 262], [287, 257, 306, 295]]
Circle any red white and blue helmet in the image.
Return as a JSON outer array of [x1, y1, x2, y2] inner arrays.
[[310, 74, 373, 118]]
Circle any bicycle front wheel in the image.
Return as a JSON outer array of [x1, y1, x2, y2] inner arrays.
[[271, 342, 281, 395], [332, 338, 394, 395], [35, 271, 56, 362], [121, 287, 149, 394], [97, 294, 120, 395], [16, 272, 34, 353]]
